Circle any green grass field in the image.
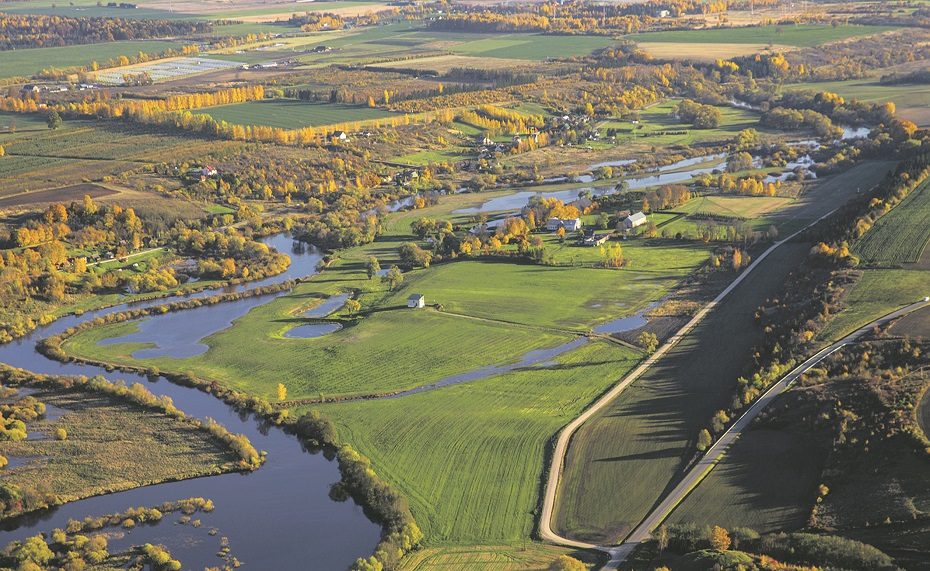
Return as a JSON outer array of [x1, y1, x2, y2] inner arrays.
[[312, 340, 640, 545], [627, 24, 895, 48], [784, 76, 930, 126], [598, 99, 764, 146], [448, 33, 615, 60], [199, 99, 398, 129], [391, 258, 702, 330], [64, 301, 572, 401], [0, 0, 186, 19], [854, 178, 930, 265], [0, 40, 184, 78], [819, 269, 930, 340]]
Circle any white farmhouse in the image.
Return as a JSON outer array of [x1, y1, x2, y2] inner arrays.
[[546, 218, 582, 232], [407, 294, 426, 309]]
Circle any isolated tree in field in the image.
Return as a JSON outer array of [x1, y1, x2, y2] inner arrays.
[[365, 257, 380, 280], [277, 383, 287, 402], [697, 428, 712, 451], [711, 525, 731, 551], [548, 555, 585, 571], [638, 331, 659, 354], [54, 427, 67, 440], [656, 524, 669, 553], [344, 299, 361, 315], [46, 109, 61, 130], [383, 265, 404, 291], [0, 144, 5, 157]]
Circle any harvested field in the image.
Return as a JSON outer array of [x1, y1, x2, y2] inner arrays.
[[635, 42, 790, 62], [231, 2, 392, 21], [370, 54, 534, 73], [889, 305, 930, 339], [0, 183, 116, 209], [627, 24, 895, 48]]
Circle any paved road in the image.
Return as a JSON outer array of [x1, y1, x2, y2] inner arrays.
[[538, 207, 840, 553], [601, 298, 930, 569]]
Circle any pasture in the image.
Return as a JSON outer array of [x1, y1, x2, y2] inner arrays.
[[821, 269, 930, 340], [854, 177, 930, 265], [598, 99, 763, 146], [0, 40, 184, 79], [785, 77, 930, 127], [314, 341, 641, 545], [65, 301, 574, 401], [386, 260, 693, 331], [0, 120, 243, 198], [448, 33, 615, 60], [370, 55, 533, 73], [626, 24, 896, 48], [287, 25, 616, 65], [635, 42, 790, 62], [198, 99, 398, 129]]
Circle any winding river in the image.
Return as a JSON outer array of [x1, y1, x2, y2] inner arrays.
[[0, 234, 381, 570]]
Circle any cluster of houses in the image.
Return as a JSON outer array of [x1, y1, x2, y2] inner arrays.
[[474, 132, 542, 161], [20, 84, 93, 96]]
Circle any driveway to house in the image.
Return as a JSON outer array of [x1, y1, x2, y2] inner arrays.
[[599, 297, 930, 569]]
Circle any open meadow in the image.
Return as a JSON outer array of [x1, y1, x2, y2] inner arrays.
[[311, 341, 641, 546], [784, 76, 930, 127], [198, 99, 398, 129], [626, 24, 896, 48], [0, 40, 184, 79]]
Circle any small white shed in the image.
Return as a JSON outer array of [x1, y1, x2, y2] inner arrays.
[[408, 294, 426, 309]]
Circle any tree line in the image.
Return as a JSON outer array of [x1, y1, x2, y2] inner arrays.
[[0, 13, 210, 50]]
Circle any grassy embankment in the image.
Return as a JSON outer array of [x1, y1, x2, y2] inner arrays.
[[821, 176, 930, 340], [0, 386, 241, 508], [552, 161, 892, 543]]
